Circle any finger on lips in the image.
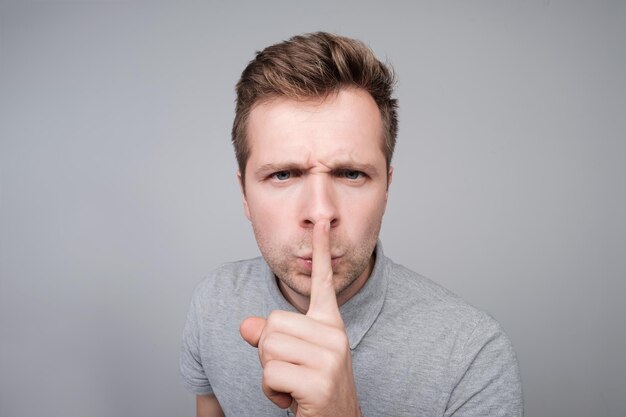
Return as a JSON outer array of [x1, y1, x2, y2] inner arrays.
[[240, 219, 350, 412], [307, 219, 342, 324]]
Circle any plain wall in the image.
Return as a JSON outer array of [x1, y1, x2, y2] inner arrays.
[[1, 1, 624, 416]]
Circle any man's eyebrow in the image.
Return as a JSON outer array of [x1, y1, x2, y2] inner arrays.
[[323, 161, 381, 178], [255, 161, 381, 177], [254, 162, 304, 177], [331, 162, 379, 174]]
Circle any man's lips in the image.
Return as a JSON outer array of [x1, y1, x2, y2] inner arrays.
[[297, 256, 342, 272]]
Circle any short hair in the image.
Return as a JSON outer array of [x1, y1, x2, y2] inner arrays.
[[232, 32, 398, 184]]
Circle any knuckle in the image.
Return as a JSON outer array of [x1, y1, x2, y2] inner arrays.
[[260, 331, 278, 354], [266, 310, 278, 326], [321, 349, 341, 370], [266, 310, 286, 328], [327, 327, 349, 351], [263, 360, 279, 384]]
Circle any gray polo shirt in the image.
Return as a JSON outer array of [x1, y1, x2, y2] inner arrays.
[[180, 243, 523, 416]]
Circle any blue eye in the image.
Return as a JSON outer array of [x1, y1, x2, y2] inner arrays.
[[343, 170, 363, 180], [273, 171, 291, 181]]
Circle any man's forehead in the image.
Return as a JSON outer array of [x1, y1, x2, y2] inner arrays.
[[250, 101, 360, 132], [246, 133, 385, 172], [246, 89, 384, 157], [249, 88, 381, 125]]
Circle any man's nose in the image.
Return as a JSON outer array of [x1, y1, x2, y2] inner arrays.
[[300, 175, 339, 228]]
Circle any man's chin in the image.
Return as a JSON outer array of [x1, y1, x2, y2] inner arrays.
[[277, 272, 350, 297], [276, 274, 313, 297]]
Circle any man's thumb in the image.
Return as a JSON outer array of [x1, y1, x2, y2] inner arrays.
[[239, 316, 266, 347]]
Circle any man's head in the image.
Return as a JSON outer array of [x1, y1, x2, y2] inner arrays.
[[233, 32, 398, 187], [232, 33, 398, 311]]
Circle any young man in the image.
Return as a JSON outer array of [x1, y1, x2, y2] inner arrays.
[[180, 32, 523, 417]]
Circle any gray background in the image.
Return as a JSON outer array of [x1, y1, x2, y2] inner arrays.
[[1, 1, 624, 416]]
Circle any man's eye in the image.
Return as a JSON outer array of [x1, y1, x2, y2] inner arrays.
[[272, 171, 291, 181], [341, 170, 364, 180]]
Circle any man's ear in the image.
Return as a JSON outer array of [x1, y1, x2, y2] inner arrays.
[[237, 171, 251, 221]]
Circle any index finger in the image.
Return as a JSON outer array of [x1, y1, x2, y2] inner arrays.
[[306, 219, 342, 324]]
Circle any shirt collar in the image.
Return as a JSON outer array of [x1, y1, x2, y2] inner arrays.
[[262, 240, 389, 350]]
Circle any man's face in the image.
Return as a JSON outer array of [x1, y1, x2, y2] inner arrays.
[[239, 88, 392, 309]]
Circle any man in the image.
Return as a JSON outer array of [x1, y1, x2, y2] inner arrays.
[[180, 32, 523, 417]]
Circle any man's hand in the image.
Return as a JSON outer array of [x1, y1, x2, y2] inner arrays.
[[240, 220, 361, 417]]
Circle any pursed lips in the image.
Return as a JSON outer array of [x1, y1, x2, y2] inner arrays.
[[297, 255, 342, 271]]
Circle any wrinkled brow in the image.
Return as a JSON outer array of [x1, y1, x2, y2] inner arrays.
[[254, 162, 304, 178], [254, 161, 380, 178]]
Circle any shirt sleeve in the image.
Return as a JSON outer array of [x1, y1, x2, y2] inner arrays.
[[445, 314, 523, 417], [179, 284, 214, 395]]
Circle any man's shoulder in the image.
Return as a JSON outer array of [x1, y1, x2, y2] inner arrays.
[[383, 257, 502, 335], [187, 256, 271, 323], [380, 258, 522, 415], [192, 256, 268, 299], [385, 258, 473, 308]]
